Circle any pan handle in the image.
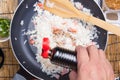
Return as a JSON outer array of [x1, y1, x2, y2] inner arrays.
[[0, 48, 4, 69], [13, 73, 26, 80], [13, 66, 38, 80]]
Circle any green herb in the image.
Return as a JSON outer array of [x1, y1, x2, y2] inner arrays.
[[0, 18, 10, 38]]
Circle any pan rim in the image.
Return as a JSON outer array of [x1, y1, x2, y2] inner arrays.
[[93, 0, 109, 51]]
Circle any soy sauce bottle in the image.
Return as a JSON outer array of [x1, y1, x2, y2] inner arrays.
[[42, 37, 77, 70]]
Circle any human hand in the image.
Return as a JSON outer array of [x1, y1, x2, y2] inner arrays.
[[69, 45, 114, 80]]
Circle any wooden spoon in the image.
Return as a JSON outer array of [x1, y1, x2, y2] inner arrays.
[[43, 0, 120, 36]]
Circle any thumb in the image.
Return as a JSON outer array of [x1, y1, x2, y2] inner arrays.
[[69, 70, 77, 80]]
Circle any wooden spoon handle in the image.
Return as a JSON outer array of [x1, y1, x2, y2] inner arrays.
[[55, 0, 120, 36], [77, 11, 120, 36], [45, 0, 120, 36]]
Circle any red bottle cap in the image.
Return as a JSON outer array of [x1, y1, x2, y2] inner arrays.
[[41, 37, 50, 58]]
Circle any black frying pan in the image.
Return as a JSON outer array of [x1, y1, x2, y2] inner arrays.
[[11, 0, 108, 80]]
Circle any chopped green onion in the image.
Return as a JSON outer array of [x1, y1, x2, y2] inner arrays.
[[0, 18, 10, 38]]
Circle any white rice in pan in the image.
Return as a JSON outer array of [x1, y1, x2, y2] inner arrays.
[[27, 0, 99, 78]]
